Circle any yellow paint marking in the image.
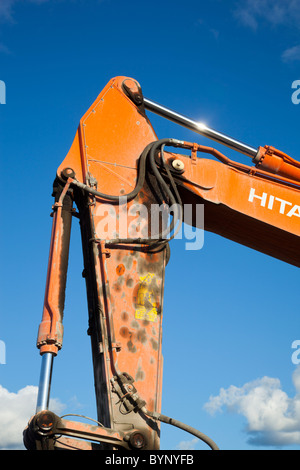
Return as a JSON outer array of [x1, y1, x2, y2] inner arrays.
[[135, 273, 158, 322]]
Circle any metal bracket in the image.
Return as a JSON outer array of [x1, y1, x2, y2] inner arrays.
[[110, 373, 146, 414], [23, 410, 144, 450]]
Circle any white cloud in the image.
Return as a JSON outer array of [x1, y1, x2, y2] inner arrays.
[[177, 437, 199, 450], [234, 0, 300, 30], [281, 45, 300, 63], [204, 367, 300, 447], [0, 385, 65, 450]]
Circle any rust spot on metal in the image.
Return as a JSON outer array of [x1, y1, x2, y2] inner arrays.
[[150, 338, 158, 351], [116, 264, 125, 276], [137, 328, 147, 344], [119, 326, 129, 338], [131, 320, 139, 329], [113, 283, 122, 292], [121, 311, 129, 322], [135, 366, 145, 382], [127, 340, 137, 353], [123, 256, 133, 270]]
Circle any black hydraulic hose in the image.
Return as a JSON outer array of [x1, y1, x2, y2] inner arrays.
[[69, 138, 182, 205], [160, 143, 183, 239], [148, 139, 183, 240], [143, 408, 219, 451], [70, 142, 154, 202], [69, 138, 184, 246], [160, 144, 182, 205]]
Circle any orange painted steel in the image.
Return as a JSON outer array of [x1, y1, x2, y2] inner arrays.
[[24, 410, 138, 450], [31, 76, 300, 450], [255, 146, 300, 182], [164, 142, 300, 267], [37, 178, 73, 356]]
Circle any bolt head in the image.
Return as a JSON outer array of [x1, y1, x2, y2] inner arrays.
[[129, 431, 146, 449], [172, 159, 185, 171], [36, 411, 56, 433]]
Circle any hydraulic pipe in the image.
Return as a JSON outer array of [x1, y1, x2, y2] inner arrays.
[[144, 97, 258, 158], [36, 353, 54, 412]]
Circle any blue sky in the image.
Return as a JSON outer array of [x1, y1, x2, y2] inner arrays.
[[0, 0, 299, 450]]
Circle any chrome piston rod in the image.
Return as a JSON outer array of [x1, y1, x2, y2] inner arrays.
[[144, 97, 258, 159], [36, 352, 54, 413]]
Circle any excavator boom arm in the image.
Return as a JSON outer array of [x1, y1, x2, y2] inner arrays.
[[24, 77, 300, 451]]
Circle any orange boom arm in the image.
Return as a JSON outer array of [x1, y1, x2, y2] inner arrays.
[[24, 77, 299, 451]]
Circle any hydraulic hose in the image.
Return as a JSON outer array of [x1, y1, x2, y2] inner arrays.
[[68, 141, 154, 202], [148, 139, 183, 240], [143, 408, 219, 451], [68, 139, 184, 246]]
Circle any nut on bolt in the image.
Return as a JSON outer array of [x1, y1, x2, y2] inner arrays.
[[61, 167, 75, 180], [36, 411, 56, 434], [128, 431, 146, 449], [172, 159, 185, 172]]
